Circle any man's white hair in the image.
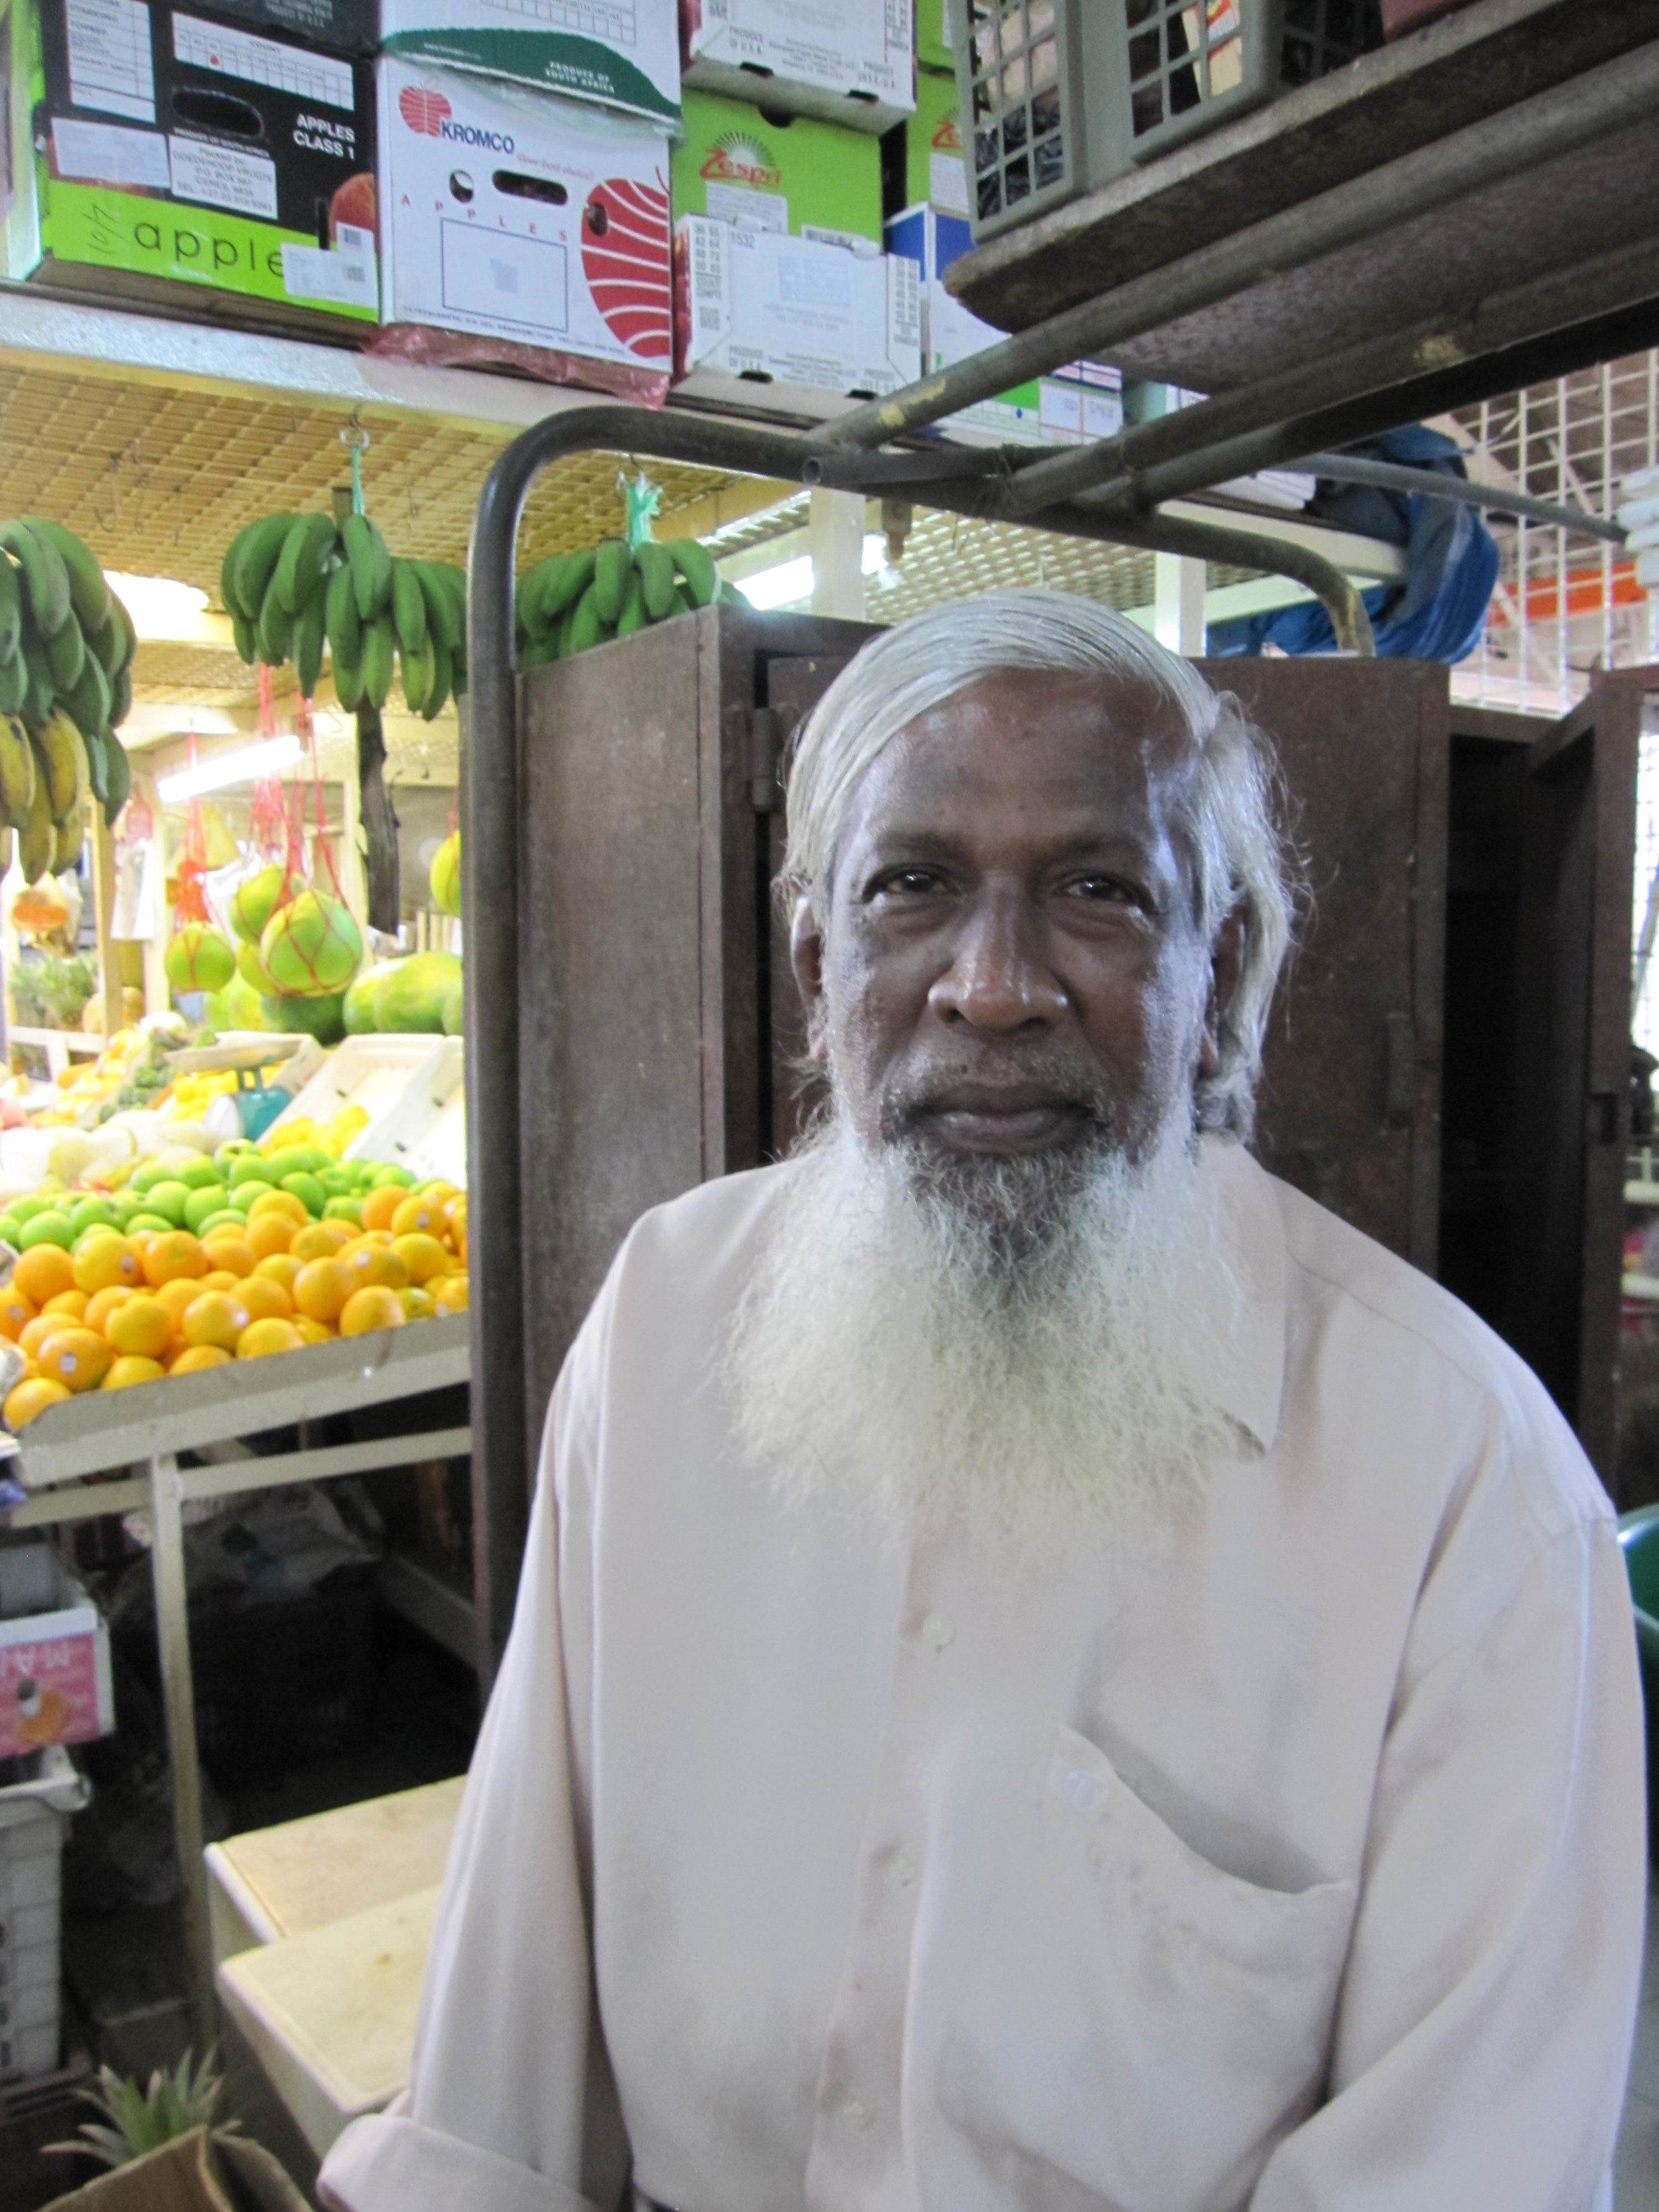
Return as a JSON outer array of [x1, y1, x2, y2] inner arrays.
[[780, 588, 1295, 1139]]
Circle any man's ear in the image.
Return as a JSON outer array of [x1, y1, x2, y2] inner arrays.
[[789, 894, 831, 1062], [1198, 911, 1246, 1079]]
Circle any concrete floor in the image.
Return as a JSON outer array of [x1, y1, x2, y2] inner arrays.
[[1616, 1876, 1659, 2209]]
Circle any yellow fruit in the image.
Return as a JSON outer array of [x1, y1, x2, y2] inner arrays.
[[398, 1286, 436, 1321], [38, 1327, 113, 1392], [125, 1228, 157, 1267], [42, 1289, 89, 1321], [293, 1315, 334, 1345], [105, 1354, 165, 1390], [237, 1275, 295, 1323], [246, 1211, 296, 1261], [18, 1315, 58, 1361], [248, 1189, 309, 1228], [201, 1232, 256, 1278], [154, 1277, 204, 1331], [84, 1286, 134, 1335], [238, 1317, 303, 1359], [390, 1196, 443, 1240], [359, 1186, 403, 1234], [341, 1241, 409, 1292], [143, 1231, 207, 1288], [390, 1232, 448, 1286], [13, 1244, 76, 1306], [255, 1252, 305, 1293], [106, 1294, 175, 1361], [199, 1270, 241, 1294], [293, 1258, 355, 1324], [170, 1343, 232, 1375], [182, 1291, 251, 1353], [291, 1222, 352, 1263], [5, 1375, 70, 1426], [73, 1234, 141, 1295], [0, 1289, 35, 1341], [339, 1285, 405, 1337]]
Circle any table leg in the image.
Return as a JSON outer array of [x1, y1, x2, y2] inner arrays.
[[148, 1449, 215, 2049]]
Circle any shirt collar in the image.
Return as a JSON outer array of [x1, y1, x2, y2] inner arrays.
[[1178, 1135, 1286, 1457]]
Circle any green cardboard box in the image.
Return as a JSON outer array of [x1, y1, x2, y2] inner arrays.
[[1, 0, 378, 329], [670, 86, 882, 247], [916, 0, 955, 75], [906, 62, 966, 218]]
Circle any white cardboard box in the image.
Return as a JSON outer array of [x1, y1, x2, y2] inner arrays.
[[376, 59, 674, 398], [380, 0, 680, 127], [680, 0, 912, 131], [673, 212, 918, 410]]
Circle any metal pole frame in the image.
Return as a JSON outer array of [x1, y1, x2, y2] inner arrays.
[[463, 405, 1376, 1671]]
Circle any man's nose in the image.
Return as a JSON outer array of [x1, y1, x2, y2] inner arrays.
[[927, 893, 1068, 1033]]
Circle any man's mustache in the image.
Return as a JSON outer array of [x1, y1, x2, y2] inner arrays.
[[877, 1049, 1119, 1140]]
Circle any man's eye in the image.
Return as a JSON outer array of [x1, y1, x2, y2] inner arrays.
[[1065, 875, 1138, 903], [875, 868, 944, 897]]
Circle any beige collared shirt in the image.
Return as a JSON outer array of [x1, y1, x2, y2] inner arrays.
[[321, 1138, 1646, 2212]]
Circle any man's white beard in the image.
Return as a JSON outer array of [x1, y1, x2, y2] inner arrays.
[[723, 1104, 1240, 1544]]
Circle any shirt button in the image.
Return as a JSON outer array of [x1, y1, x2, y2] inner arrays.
[[892, 1852, 916, 1887], [1062, 1767, 1101, 1812], [922, 1613, 954, 1649], [845, 2099, 870, 2128]]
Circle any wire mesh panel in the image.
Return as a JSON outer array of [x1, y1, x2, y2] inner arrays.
[[952, 0, 1380, 241]]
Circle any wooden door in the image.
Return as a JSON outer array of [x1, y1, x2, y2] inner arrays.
[[1196, 658, 1450, 1270], [1502, 672, 1645, 1477]]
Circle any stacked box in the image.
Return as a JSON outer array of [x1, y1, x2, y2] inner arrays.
[[673, 211, 918, 409], [671, 84, 881, 246], [1, 0, 379, 328], [379, 0, 680, 124], [0, 1752, 88, 2084], [914, 0, 950, 74], [886, 201, 1121, 446], [202, 0, 377, 51], [680, 0, 911, 133], [902, 56, 963, 217], [374, 57, 674, 398]]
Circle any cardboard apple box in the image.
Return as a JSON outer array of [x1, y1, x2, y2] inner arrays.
[[672, 211, 918, 412], [380, 0, 681, 126], [374, 58, 674, 399], [670, 85, 881, 246], [0, 1574, 114, 1762], [680, 0, 912, 132]]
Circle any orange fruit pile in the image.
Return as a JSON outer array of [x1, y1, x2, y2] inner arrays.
[[1, 1181, 469, 1430]]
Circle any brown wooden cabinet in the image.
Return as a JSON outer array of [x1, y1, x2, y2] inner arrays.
[[494, 610, 1643, 1656]]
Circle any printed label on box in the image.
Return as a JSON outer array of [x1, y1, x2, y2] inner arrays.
[[52, 113, 173, 186], [66, 0, 156, 122], [281, 233, 376, 303], [928, 147, 966, 216], [173, 9, 354, 109], [0, 1611, 112, 1761], [380, 0, 680, 124], [169, 131, 277, 214], [704, 177, 784, 232]]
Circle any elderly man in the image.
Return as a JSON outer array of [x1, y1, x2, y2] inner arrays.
[[322, 591, 1644, 2212]]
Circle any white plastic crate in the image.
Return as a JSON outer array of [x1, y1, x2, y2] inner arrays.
[[268, 1037, 451, 1159], [0, 1748, 88, 2083], [351, 1041, 465, 1189]]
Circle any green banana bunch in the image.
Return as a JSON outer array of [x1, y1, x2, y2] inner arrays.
[[0, 516, 134, 846], [513, 535, 733, 669], [222, 506, 466, 721]]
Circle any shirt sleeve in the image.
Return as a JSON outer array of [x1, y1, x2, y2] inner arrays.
[[319, 1299, 629, 2212], [1251, 1479, 1646, 2212]]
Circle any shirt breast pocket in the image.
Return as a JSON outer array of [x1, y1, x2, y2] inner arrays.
[[928, 1722, 1358, 2212]]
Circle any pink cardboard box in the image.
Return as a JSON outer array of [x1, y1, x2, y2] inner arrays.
[[0, 1578, 114, 1760]]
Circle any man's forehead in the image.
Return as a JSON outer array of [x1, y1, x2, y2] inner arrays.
[[851, 666, 1200, 832]]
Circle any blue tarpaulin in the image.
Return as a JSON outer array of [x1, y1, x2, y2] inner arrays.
[[1206, 425, 1499, 664]]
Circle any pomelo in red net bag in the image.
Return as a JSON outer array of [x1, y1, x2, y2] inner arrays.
[[259, 889, 362, 997], [164, 924, 236, 995], [231, 863, 288, 945]]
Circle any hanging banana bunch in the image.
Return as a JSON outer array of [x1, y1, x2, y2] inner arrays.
[[0, 516, 136, 883], [219, 508, 468, 721], [514, 536, 737, 668]]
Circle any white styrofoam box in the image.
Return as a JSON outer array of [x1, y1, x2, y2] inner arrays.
[[269, 1035, 454, 1162], [352, 1041, 466, 1187], [1636, 548, 1659, 589], [680, 0, 912, 131], [380, 0, 680, 125], [672, 214, 918, 409], [378, 60, 674, 394], [0, 1749, 88, 2084]]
